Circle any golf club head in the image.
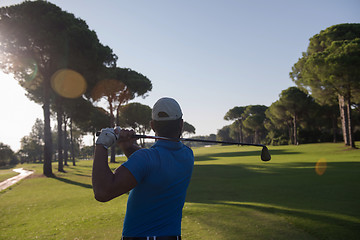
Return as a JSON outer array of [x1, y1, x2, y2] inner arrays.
[[261, 146, 271, 161]]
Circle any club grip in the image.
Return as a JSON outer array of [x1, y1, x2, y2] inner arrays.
[[96, 127, 121, 137]]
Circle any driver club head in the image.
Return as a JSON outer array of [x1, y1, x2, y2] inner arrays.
[[261, 146, 271, 161]]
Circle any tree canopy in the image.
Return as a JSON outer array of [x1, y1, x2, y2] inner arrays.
[[0, 142, 18, 167], [290, 23, 360, 147], [118, 102, 152, 147], [274, 87, 314, 145], [91, 67, 152, 162], [118, 102, 152, 133], [0, 1, 117, 175], [224, 106, 246, 142], [242, 105, 267, 144], [19, 118, 44, 163], [183, 122, 196, 136]]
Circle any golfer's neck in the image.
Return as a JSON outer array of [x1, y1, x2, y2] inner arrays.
[[156, 132, 181, 140]]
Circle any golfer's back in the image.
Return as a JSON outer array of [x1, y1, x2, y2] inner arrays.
[[121, 140, 194, 237]]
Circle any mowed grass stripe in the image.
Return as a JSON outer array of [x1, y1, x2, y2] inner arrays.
[[188, 143, 360, 239], [0, 142, 359, 239]]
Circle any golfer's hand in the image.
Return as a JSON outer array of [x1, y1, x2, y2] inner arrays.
[[117, 129, 140, 157], [96, 127, 120, 149], [117, 129, 136, 147]]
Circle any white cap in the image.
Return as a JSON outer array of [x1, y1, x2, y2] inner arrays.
[[152, 97, 183, 121]]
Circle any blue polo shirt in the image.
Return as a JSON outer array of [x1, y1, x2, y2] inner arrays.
[[121, 140, 194, 237]]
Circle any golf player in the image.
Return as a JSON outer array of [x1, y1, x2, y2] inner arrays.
[[92, 97, 194, 240]]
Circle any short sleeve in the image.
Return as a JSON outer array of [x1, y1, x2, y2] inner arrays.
[[121, 149, 149, 183]]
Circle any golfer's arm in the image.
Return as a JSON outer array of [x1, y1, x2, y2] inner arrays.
[[92, 145, 137, 202]]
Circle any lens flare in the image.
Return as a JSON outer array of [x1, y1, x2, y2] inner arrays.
[[20, 58, 39, 90], [315, 158, 327, 176], [51, 69, 87, 98], [23, 58, 38, 82]]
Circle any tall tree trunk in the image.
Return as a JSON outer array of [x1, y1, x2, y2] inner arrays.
[[239, 122, 243, 143], [43, 80, 53, 176], [338, 95, 349, 145], [288, 124, 293, 145], [56, 98, 64, 172], [70, 118, 76, 166], [293, 113, 298, 145], [346, 97, 355, 148], [332, 112, 337, 143], [63, 116, 68, 166], [235, 120, 240, 143], [236, 119, 244, 143]]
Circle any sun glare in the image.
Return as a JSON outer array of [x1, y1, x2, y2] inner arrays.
[[50, 69, 87, 98], [315, 158, 327, 176]]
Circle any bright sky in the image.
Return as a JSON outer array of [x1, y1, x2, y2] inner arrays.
[[1, 0, 359, 151]]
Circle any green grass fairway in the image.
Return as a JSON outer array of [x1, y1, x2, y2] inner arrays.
[[1, 143, 359, 239]]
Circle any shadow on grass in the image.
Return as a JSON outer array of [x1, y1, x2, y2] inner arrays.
[[66, 164, 93, 169], [221, 201, 360, 237], [195, 149, 300, 161], [51, 175, 92, 189], [186, 161, 360, 238], [72, 173, 92, 178], [187, 162, 360, 211]]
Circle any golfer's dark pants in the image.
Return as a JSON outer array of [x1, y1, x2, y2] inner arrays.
[[121, 236, 181, 240]]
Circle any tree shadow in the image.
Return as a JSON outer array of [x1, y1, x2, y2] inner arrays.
[[51, 175, 92, 189], [220, 201, 360, 237], [186, 161, 360, 214], [66, 165, 93, 169], [72, 173, 92, 178], [186, 161, 360, 238]]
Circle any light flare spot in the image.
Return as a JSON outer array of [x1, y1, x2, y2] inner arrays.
[[315, 158, 327, 176], [23, 58, 38, 82], [20, 58, 39, 90], [51, 69, 87, 98]]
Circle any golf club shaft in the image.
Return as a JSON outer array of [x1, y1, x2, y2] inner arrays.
[[96, 131, 265, 147], [134, 134, 266, 147], [133, 134, 271, 161], [96, 131, 271, 161]]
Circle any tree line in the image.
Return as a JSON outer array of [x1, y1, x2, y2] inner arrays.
[[0, 1, 153, 174], [0, 3, 358, 170], [0, 103, 197, 168], [218, 23, 360, 147]]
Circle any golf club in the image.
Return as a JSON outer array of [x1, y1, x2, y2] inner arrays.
[[96, 130, 271, 161]]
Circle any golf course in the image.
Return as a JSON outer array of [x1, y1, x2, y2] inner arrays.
[[0, 1, 359, 239], [1, 142, 359, 240]]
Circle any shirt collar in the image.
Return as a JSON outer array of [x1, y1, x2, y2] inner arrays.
[[152, 139, 183, 150]]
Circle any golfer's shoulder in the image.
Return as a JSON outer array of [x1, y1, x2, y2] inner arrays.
[[129, 148, 153, 160], [181, 144, 194, 161], [183, 144, 193, 154], [133, 147, 166, 160]]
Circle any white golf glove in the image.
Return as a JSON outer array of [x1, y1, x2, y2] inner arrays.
[[96, 127, 121, 149]]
